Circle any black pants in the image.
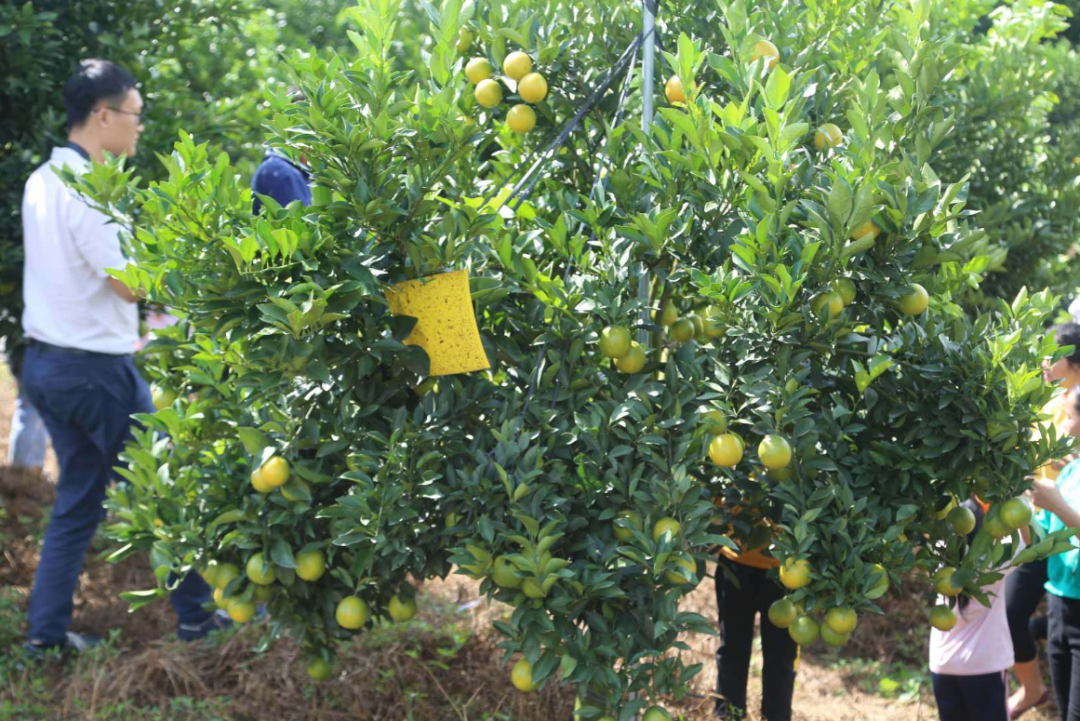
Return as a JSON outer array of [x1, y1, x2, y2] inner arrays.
[[1049, 594, 1080, 721], [1006, 557, 1048, 663], [715, 558, 797, 721], [931, 671, 1008, 721]]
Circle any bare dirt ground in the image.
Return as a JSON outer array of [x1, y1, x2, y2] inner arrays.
[[0, 367, 1057, 720]]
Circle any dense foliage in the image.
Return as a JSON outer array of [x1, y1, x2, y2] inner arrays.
[[19, 0, 1080, 717]]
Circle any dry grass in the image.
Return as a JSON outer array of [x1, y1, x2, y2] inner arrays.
[[0, 368, 1059, 720]]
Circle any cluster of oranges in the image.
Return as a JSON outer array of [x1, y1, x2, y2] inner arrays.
[[465, 50, 548, 133]]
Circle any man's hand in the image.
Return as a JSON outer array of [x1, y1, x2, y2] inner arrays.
[[107, 277, 143, 303]]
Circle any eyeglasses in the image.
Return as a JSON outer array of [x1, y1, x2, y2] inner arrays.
[[95, 106, 145, 123]]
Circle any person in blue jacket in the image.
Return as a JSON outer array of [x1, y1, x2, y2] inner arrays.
[[251, 91, 312, 213], [251, 148, 311, 213]]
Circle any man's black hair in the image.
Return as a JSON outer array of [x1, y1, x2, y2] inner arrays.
[[63, 59, 137, 130]]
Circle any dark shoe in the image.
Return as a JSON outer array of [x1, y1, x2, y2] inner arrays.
[[1010, 689, 1049, 721], [177, 610, 233, 641], [20, 632, 100, 667]]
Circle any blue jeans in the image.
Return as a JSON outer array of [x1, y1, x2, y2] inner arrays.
[[20, 343, 212, 645], [10, 378, 48, 468]]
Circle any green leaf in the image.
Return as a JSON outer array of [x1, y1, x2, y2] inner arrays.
[[238, 427, 270, 456], [272, 538, 297, 569], [764, 65, 791, 109]]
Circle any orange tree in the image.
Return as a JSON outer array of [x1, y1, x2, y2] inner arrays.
[[70, 0, 1077, 717]]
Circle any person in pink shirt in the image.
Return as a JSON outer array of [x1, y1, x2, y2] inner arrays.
[[929, 497, 1030, 721]]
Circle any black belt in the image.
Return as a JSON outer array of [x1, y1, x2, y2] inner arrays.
[[28, 339, 130, 358]]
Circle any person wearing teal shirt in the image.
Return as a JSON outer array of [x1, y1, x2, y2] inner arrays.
[[1031, 385, 1080, 721]]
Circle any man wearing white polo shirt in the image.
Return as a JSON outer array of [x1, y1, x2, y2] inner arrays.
[[20, 59, 220, 658]]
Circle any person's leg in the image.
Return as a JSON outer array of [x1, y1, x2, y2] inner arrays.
[[757, 568, 797, 721], [1007, 559, 1049, 713], [1061, 596, 1080, 721], [1031, 614, 1049, 644], [716, 559, 758, 719], [956, 671, 1008, 721], [931, 673, 970, 721], [9, 377, 48, 471], [1049, 594, 1072, 718], [21, 349, 114, 646]]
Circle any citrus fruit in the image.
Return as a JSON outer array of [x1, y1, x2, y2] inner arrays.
[[475, 78, 502, 107], [652, 517, 681, 542], [814, 123, 843, 150], [811, 290, 844, 318], [213, 587, 227, 609], [246, 552, 276, 585], [614, 341, 646, 373], [599, 325, 632, 358], [930, 605, 957, 631], [768, 598, 798, 629], [833, 278, 856, 305], [758, 435, 792, 470], [709, 433, 744, 467], [984, 512, 1011, 539], [825, 607, 857, 635], [898, 283, 929, 316], [642, 707, 671, 721], [503, 51, 532, 80], [779, 558, 812, 590], [665, 75, 685, 104], [849, 220, 880, 241], [518, 72, 548, 103], [260, 456, 290, 488], [251, 468, 272, 493], [659, 299, 678, 326], [1000, 498, 1033, 530], [201, 563, 221, 588], [866, 564, 890, 599], [700, 409, 727, 435], [226, 598, 256, 623], [947, 506, 977, 536], [213, 562, 240, 590], [522, 577, 546, 599], [307, 658, 334, 682], [665, 553, 697, 585], [388, 594, 417, 622], [336, 597, 370, 629], [669, 318, 695, 343], [152, 386, 177, 410], [253, 585, 273, 602], [507, 104, 535, 133], [933, 567, 963, 597], [465, 57, 492, 84], [700, 307, 725, 338], [492, 555, 523, 588], [788, 616, 819, 645], [295, 549, 326, 582], [751, 39, 780, 68], [511, 658, 538, 692], [456, 28, 472, 53], [613, 509, 642, 542], [820, 623, 850, 648]]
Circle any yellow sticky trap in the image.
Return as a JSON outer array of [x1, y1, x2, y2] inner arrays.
[[384, 269, 490, 377]]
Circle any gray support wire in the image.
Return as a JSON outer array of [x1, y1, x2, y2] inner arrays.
[[637, 0, 658, 346], [520, 39, 642, 417]]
